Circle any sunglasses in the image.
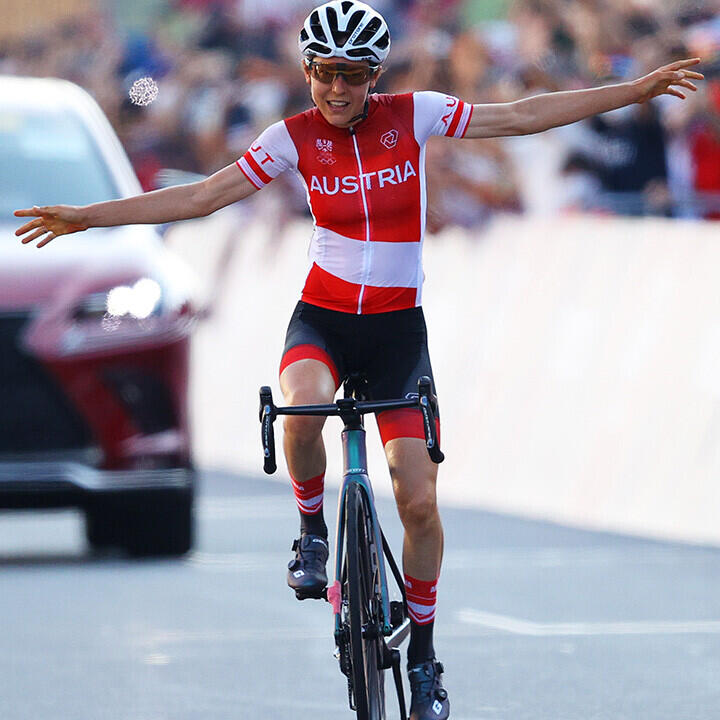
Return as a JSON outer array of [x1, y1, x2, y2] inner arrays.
[[307, 61, 377, 86]]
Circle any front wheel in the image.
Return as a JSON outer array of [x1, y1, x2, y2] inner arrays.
[[344, 482, 385, 720]]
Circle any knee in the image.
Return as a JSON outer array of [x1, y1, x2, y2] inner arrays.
[[282, 383, 332, 446], [394, 482, 438, 532], [283, 414, 324, 446]]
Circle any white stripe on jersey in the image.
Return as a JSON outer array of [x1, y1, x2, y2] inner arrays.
[[309, 227, 422, 288]]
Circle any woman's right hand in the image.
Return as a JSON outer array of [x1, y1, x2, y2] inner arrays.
[[14, 205, 89, 248]]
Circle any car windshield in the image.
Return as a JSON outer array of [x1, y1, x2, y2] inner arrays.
[[0, 107, 121, 221]]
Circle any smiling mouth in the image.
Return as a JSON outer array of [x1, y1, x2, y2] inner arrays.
[[327, 100, 350, 108]]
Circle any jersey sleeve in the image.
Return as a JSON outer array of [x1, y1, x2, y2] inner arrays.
[[412, 91, 474, 145], [235, 120, 298, 190]]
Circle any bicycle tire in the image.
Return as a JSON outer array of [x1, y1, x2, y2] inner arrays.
[[345, 482, 386, 720]]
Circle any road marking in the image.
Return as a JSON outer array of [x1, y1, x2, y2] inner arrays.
[[187, 550, 288, 571], [458, 608, 720, 636], [144, 653, 170, 665]]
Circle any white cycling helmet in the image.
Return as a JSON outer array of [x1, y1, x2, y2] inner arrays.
[[299, 1, 391, 68]]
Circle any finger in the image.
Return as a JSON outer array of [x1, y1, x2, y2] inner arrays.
[[15, 218, 45, 236], [683, 71, 705, 80], [667, 58, 701, 70], [21, 228, 49, 244], [666, 88, 686, 99], [37, 233, 56, 248], [676, 80, 698, 92], [14, 208, 38, 218]]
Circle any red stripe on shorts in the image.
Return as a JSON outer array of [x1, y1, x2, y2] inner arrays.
[[376, 408, 441, 446], [280, 343, 341, 388]]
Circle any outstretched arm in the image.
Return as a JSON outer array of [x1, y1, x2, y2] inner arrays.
[[15, 163, 258, 247], [463, 58, 704, 139]]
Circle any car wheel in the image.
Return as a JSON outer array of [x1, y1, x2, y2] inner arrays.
[[84, 505, 122, 551], [123, 488, 194, 558]]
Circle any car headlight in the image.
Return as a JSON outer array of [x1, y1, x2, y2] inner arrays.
[[73, 279, 164, 321], [59, 277, 193, 356], [107, 279, 163, 319]]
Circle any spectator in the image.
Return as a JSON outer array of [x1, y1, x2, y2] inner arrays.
[[3, 0, 718, 227], [688, 80, 720, 218]]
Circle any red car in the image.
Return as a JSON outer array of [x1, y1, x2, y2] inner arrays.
[[0, 75, 199, 556]]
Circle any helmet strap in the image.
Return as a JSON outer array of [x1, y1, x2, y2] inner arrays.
[[348, 97, 370, 125]]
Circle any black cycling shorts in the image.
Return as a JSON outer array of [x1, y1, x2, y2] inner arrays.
[[279, 301, 439, 445]]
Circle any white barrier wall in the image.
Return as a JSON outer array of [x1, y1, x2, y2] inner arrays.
[[169, 211, 720, 545]]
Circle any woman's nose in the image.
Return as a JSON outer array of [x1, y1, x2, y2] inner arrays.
[[331, 73, 348, 92]]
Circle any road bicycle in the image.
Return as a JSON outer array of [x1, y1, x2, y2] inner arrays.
[[259, 374, 444, 720]]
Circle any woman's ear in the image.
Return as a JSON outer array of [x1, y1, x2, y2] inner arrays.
[[369, 66, 383, 89], [302, 61, 311, 85]]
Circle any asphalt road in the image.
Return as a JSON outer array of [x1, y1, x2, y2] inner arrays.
[[2, 470, 720, 720]]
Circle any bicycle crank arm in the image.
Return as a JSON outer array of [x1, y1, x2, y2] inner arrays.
[[389, 647, 408, 720], [386, 616, 411, 650]]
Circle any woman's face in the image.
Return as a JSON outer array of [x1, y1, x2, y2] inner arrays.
[[304, 56, 380, 127]]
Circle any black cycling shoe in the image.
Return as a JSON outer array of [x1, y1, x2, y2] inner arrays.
[[408, 658, 450, 720], [287, 534, 329, 599]]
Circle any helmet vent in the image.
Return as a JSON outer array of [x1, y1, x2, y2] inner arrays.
[[327, 7, 349, 48], [344, 10, 364, 39], [346, 47, 374, 59], [375, 30, 390, 50], [341, 0, 354, 12], [309, 10, 328, 43], [306, 42, 332, 55], [353, 15, 381, 46]]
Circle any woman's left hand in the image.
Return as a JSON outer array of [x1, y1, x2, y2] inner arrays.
[[634, 58, 704, 103]]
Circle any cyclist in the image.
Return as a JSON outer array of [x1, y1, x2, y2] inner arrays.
[[15, 3, 703, 717]]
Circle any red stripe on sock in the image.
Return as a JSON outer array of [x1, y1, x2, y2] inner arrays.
[[404, 573, 438, 625], [291, 473, 324, 515]]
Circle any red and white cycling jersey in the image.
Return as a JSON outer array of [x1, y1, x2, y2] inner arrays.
[[236, 91, 473, 314]]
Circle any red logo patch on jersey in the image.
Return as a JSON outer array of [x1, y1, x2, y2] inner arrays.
[[380, 129, 399, 149]]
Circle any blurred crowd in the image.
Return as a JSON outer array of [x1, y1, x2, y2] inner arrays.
[[2, 0, 720, 231]]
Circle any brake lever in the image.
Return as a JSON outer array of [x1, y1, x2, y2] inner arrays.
[[259, 386, 277, 474], [417, 376, 444, 464]]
